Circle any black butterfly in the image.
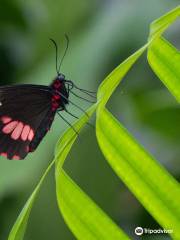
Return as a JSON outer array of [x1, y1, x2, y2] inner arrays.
[[0, 37, 95, 160]]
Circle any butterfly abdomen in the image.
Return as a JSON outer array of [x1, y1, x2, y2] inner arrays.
[[51, 78, 69, 110], [51, 94, 61, 111]]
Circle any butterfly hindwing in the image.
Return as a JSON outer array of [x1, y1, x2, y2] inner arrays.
[[0, 85, 54, 159], [29, 111, 56, 152]]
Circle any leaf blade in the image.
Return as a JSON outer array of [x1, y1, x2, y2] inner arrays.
[[96, 108, 180, 238], [148, 37, 180, 102], [56, 170, 129, 240], [55, 104, 130, 240]]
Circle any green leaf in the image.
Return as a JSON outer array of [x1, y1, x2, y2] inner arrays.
[[55, 104, 129, 240], [97, 108, 180, 238], [149, 5, 180, 40], [97, 45, 147, 107], [148, 37, 180, 102], [8, 160, 55, 240], [56, 170, 129, 240], [148, 6, 180, 102], [96, 6, 180, 240]]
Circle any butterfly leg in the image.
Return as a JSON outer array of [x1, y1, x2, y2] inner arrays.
[[68, 90, 96, 103], [57, 105, 65, 112], [57, 112, 79, 135], [64, 108, 79, 119], [66, 83, 73, 95], [65, 80, 97, 98], [63, 107, 95, 129]]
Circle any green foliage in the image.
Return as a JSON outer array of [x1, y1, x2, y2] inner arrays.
[[56, 170, 129, 240], [96, 6, 180, 239], [55, 105, 129, 240], [148, 6, 180, 103], [8, 6, 180, 240], [148, 37, 180, 102]]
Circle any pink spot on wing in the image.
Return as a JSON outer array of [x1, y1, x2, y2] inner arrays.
[[0, 152, 7, 158], [3, 121, 18, 134], [12, 155, 20, 160], [28, 129, 34, 141], [21, 125, 30, 141], [1, 116, 12, 124], [11, 122, 24, 140]]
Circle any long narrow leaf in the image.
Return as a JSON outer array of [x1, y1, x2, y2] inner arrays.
[[149, 5, 180, 40], [55, 104, 129, 240], [148, 37, 180, 102], [148, 6, 180, 102], [56, 169, 129, 240], [96, 108, 180, 238]]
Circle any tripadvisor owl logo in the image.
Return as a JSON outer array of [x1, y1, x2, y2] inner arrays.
[[135, 227, 143, 235]]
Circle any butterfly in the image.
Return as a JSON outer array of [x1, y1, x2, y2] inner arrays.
[[0, 37, 95, 160]]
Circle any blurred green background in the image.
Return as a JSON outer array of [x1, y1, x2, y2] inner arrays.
[[0, 0, 179, 239]]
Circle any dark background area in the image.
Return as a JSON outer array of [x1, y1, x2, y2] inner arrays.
[[0, 0, 179, 239]]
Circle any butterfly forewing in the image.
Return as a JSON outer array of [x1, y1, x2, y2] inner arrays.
[[0, 85, 54, 160]]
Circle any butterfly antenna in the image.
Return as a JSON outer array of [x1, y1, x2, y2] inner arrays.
[[58, 34, 69, 73], [49, 38, 59, 75]]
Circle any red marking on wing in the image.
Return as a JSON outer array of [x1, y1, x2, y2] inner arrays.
[[11, 122, 24, 140], [0, 152, 7, 158], [12, 155, 20, 160], [28, 129, 34, 141], [3, 121, 18, 134], [21, 125, 30, 141], [1, 116, 35, 142], [1, 116, 12, 124]]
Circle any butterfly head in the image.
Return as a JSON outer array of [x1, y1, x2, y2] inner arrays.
[[52, 73, 65, 88], [57, 73, 65, 81]]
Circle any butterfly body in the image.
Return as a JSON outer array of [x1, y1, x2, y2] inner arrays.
[[0, 74, 69, 160], [50, 74, 69, 111]]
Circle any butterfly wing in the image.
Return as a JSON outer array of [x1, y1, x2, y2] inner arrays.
[[29, 110, 55, 152], [0, 85, 54, 160]]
